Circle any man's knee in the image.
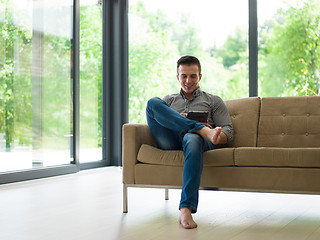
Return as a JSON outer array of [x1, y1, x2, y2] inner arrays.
[[183, 133, 204, 147], [147, 97, 162, 105], [147, 97, 170, 114], [147, 97, 162, 109]]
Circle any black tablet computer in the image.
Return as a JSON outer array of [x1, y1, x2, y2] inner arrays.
[[187, 111, 209, 122]]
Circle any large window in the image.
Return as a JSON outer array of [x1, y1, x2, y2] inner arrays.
[[128, 0, 249, 123], [258, 0, 320, 97], [129, 0, 320, 124], [0, 0, 73, 172], [2, 0, 319, 182], [0, 0, 126, 182]]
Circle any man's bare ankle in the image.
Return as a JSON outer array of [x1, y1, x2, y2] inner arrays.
[[180, 207, 191, 213], [196, 126, 210, 139]]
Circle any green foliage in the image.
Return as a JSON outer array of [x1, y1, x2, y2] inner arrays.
[[79, 4, 103, 148], [259, 0, 320, 96], [2, 0, 319, 152], [171, 14, 203, 56], [129, 3, 178, 123], [0, 1, 103, 152], [128, 2, 249, 123], [0, 1, 32, 149], [0, 61, 14, 148], [0, 0, 73, 150], [215, 27, 248, 68], [129, 21, 179, 122]]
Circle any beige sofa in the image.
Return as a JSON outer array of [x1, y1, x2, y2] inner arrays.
[[122, 96, 320, 212]]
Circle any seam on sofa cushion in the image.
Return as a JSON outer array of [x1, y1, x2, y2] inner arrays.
[[138, 144, 235, 167]]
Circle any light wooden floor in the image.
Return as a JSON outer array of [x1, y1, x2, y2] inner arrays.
[[1, 167, 320, 240]]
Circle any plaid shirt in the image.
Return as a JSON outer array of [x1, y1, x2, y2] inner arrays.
[[162, 88, 234, 143]]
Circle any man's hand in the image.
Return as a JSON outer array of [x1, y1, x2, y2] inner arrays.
[[181, 113, 213, 129], [202, 121, 213, 129]]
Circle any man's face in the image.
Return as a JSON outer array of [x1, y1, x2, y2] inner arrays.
[[177, 64, 202, 97]]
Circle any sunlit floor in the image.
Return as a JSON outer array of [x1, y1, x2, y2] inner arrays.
[[1, 167, 320, 240]]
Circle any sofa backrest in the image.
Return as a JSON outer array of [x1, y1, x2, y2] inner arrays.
[[257, 96, 320, 148], [224, 97, 261, 148]]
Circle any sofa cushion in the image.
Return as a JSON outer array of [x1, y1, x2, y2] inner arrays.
[[137, 144, 235, 167], [258, 96, 320, 148], [224, 97, 261, 148], [235, 147, 320, 167]]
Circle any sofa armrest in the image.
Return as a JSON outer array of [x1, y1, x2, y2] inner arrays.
[[122, 123, 156, 184]]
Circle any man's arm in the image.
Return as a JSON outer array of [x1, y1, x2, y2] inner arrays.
[[211, 96, 234, 144]]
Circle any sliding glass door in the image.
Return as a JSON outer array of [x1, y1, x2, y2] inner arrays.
[[0, 0, 74, 172], [0, 0, 126, 180]]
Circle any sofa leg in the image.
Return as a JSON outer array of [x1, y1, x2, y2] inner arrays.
[[123, 184, 128, 213], [165, 188, 169, 200]]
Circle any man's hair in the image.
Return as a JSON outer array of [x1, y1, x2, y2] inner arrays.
[[177, 56, 201, 75]]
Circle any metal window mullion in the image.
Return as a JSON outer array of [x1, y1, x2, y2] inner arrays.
[[102, 0, 128, 166], [102, 0, 112, 165], [72, 0, 80, 166], [249, 0, 258, 97], [121, 0, 129, 133]]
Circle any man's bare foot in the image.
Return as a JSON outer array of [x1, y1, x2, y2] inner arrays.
[[179, 208, 198, 229], [196, 126, 222, 145]]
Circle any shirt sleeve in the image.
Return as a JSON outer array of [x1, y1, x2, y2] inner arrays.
[[211, 96, 234, 143], [162, 94, 173, 106]]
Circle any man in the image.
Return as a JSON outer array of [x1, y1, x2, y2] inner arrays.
[[146, 56, 233, 229]]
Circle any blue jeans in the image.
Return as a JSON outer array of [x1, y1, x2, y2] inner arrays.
[[146, 97, 214, 213]]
